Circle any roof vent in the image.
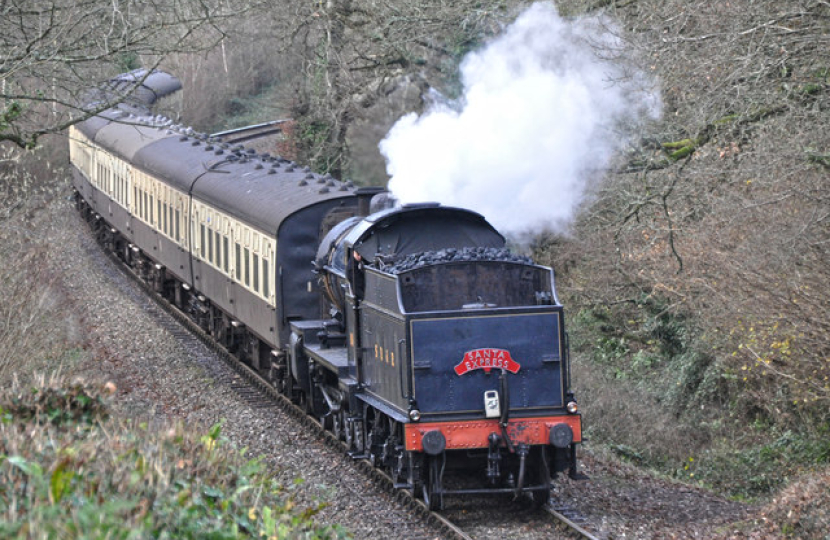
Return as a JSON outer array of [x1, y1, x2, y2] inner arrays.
[[254, 163, 263, 170], [299, 180, 308, 186], [305, 173, 314, 179], [215, 149, 224, 155], [319, 187, 330, 194], [191, 140, 201, 146], [285, 166, 295, 172], [205, 145, 214, 151], [268, 168, 277, 174], [180, 136, 188, 142]]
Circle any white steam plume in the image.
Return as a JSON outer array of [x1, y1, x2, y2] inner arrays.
[[380, 2, 660, 235]]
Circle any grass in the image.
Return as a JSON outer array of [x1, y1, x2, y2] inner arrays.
[[0, 379, 350, 539]]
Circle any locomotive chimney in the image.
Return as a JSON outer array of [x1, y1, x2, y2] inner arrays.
[[355, 187, 387, 216]]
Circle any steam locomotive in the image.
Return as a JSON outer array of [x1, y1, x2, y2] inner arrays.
[[68, 70, 582, 509]]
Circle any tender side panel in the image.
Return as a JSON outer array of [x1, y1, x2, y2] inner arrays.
[[360, 305, 409, 413], [409, 310, 564, 415]]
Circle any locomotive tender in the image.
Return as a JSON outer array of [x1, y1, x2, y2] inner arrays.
[[69, 70, 582, 509]]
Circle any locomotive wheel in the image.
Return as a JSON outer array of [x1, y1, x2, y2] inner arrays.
[[345, 418, 354, 449], [121, 242, 131, 265], [352, 418, 365, 455], [332, 410, 345, 441]]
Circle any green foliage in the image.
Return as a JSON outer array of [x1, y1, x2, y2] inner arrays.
[[1, 102, 24, 132], [681, 430, 830, 499], [661, 137, 701, 160], [609, 444, 645, 464], [572, 293, 693, 369], [213, 83, 288, 133], [2, 383, 108, 426], [116, 52, 141, 72], [0, 383, 350, 540], [805, 147, 830, 169], [295, 118, 344, 175]]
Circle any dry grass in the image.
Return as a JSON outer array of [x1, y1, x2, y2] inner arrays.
[[0, 142, 78, 386]]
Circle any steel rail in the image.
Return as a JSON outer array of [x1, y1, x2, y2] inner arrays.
[[546, 506, 601, 540]]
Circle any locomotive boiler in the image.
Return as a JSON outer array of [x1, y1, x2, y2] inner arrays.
[[68, 69, 582, 510]]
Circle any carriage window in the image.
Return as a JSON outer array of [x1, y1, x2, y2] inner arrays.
[[200, 224, 206, 258], [262, 259, 269, 299], [150, 195, 154, 224], [253, 253, 259, 292], [215, 231, 221, 269], [235, 243, 242, 281], [157, 200, 162, 230], [244, 248, 251, 287], [223, 237, 229, 274], [175, 210, 181, 242], [208, 226, 214, 263]]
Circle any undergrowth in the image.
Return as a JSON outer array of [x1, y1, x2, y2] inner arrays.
[[0, 381, 349, 539], [568, 294, 830, 501]]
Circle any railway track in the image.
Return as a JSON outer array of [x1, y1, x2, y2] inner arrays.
[[84, 221, 599, 540], [211, 120, 290, 147]]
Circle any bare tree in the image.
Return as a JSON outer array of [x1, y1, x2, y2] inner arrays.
[[549, 0, 830, 429], [275, 0, 512, 178], [0, 0, 256, 148]]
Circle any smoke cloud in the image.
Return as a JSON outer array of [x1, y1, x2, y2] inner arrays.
[[380, 2, 660, 235]]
